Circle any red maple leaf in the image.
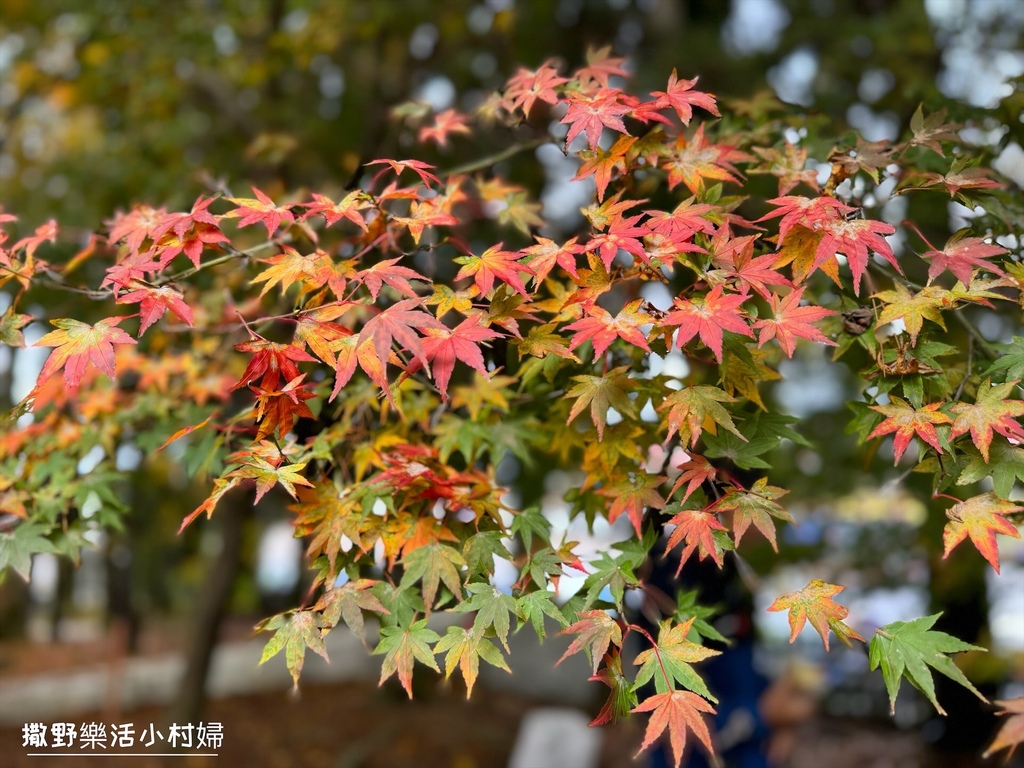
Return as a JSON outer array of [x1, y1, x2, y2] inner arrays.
[[669, 454, 717, 502], [503, 59, 568, 116], [117, 282, 194, 335], [709, 230, 792, 300], [665, 505, 728, 571], [560, 89, 631, 151], [758, 195, 854, 242], [356, 297, 446, 378], [645, 198, 717, 243], [521, 236, 585, 283], [587, 213, 649, 270], [601, 473, 667, 538], [564, 299, 652, 359], [35, 317, 137, 388], [651, 70, 719, 125], [366, 158, 440, 187], [662, 285, 754, 362], [813, 216, 899, 295], [11, 219, 58, 260], [418, 315, 502, 399], [575, 45, 629, 89], [222, 187, 295, 237], [151, 196, 228, 268], [355, 257, 428, 301], [868, 397, 952, 464], [302, 191, 372, 230], [101, 249, 165, 297], [632, 691, 716, 768], [455, 243, 533, 297], [913, 229, 1009, 286], [418, 108, 472, 148], [107, 205, 168, 255], [232, 338, 316, 392], [942, 493, 1023, 574], [556, 610, 622, 674], [753, 287, 837, 357], [251, 374, 316, 441]]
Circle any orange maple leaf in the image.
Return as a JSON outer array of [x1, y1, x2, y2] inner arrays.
[[664, 505, 728, 572], [942, 493, 1022, 574], [949, 380, 1024, 462], [35, 317, 137, 388], [984, 697, 1024, 760], [632, 690, 716, 768], [768, 579, 864, 651], [867, 397, 952, 464]]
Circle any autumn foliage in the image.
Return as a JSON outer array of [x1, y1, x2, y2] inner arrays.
[[2, 47, 1022, 764]]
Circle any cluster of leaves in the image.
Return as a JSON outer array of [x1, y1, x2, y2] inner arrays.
[[2, 48, 1022, 764]]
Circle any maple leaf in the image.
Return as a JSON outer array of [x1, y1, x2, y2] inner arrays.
[[768, 580, 864, 651], [868, 613, 986, 715], [910, 162, 1004, 197], [302, 190, 371, 230], [867, 397, 952, 464], [749, 143, 820, 195], [565, 299, 652, 360], [357, 297, 445, 378], [373, 620, 441, 698], [586, 213, 650, 270], [589, 652, 636, 726], [941, 492, 1022, 574], [399, 542, 465, 611], [663, 125, 749, 195], [179, 477, 241, 533], [918, 233, 1008, 286], [315, 579, 390, 643], [258, 610, 329, 689], [908, 104, 961, 157], [117, 282, 194, 335], [984, 698, 1024, 759], [0, 307, 31, 347], [0, 522, 55, 581], [521, 236, 585, 283], [645, 198, 717, 243], [366, 158, 440, 187], [712, 478, 792, 551], [151, 196, 227, 267], [454, 582, 518, 651], [874, 282, 950, 345], [651, 70, 719, 124], [557, 610, 622, 674], [234, 457, 314, 504], [949, 379, 1024, 462], [101, 249, 165, 297], [11, 218, 58, 260], [232, 338, 316, 392], [107, 206, 167, 255], [753, 287, 837, 357], [659, 385, 745, 447], [251, 375, 316, 441], [503, 59, 568, 116], [560, 89, 631, 151], [814, 216, 899, 295], [293, 314, 351, 368], [633, 618, 721, 699], [565, 366, 636, 441], [418, 108, 472, 147], [35, 317, 137, 388], [662, 285, 754, 363], [710, 236, 793, 300], [601, 473, 666, 537], [575, 134, 637, 201], [222, 187, 295, 236], [354, 257, 428, 301], [418, 315, 501, 400], [576, 45, 629, 88], [760, 195, 854, 243], [669, 454, 717, 502], [455, 243, 533, 298], [632, 691, 716, 768], [664, 505, 728, 571], [434, 625, 510, 698]]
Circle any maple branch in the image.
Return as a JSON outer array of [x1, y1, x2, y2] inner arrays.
[[156, 237, 291, 285], [443, 136, 548, 176]]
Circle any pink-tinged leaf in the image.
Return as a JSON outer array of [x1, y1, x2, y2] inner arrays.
[[556, 610, 622, 674], [418, 108, 472, 148], [222, 187, 296, 236], [651, 70, 719, 125], [920, 235, 1008, 286], [503, 59, 568, 116], [117, 283, 194, 335], [355, 257, 428, 301], [302, 191, 371, 230], [521, 236, 585, 283], [814, 216, 899, 295], [560, 89, 631, 151], [948, 379, 1024, 462], [565, 299, 652, 360], [867, 397, 952, 464], [419, 315, 502, 399], [454, 243, 533, 298], [664, 506, 728, 571], [753, 287, 837, 357], [366, 158, 440, 187], [662, 285, 753, 362], [35, 317, 137, 389]]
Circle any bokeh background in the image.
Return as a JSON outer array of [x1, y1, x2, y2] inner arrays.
[[1, 1, 1022, 767]]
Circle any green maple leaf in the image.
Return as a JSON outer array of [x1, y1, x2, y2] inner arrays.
[[463, 531, 513, 579], [957, 442, 1024, 499], [580, 550, 641, 611], [257, 610, 330, 689], [0, 523, 55, 581], [373, 619, 441, 698], [455, 582, 518, 651], [400, 542, 465, 611], [633, 618, 720, 700], [869, 613, 987, 715], [565, 366, 636, 441], [434, 625, 510, 698], [0, 307, 31, 347], [516, 590, 569, 640], [510, 505, 552, 549], [673, 589, 727, 645], [984, 336, 1024, 382]]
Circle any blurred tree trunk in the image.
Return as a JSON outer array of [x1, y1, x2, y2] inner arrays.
[[168, 495, 248, 724]]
